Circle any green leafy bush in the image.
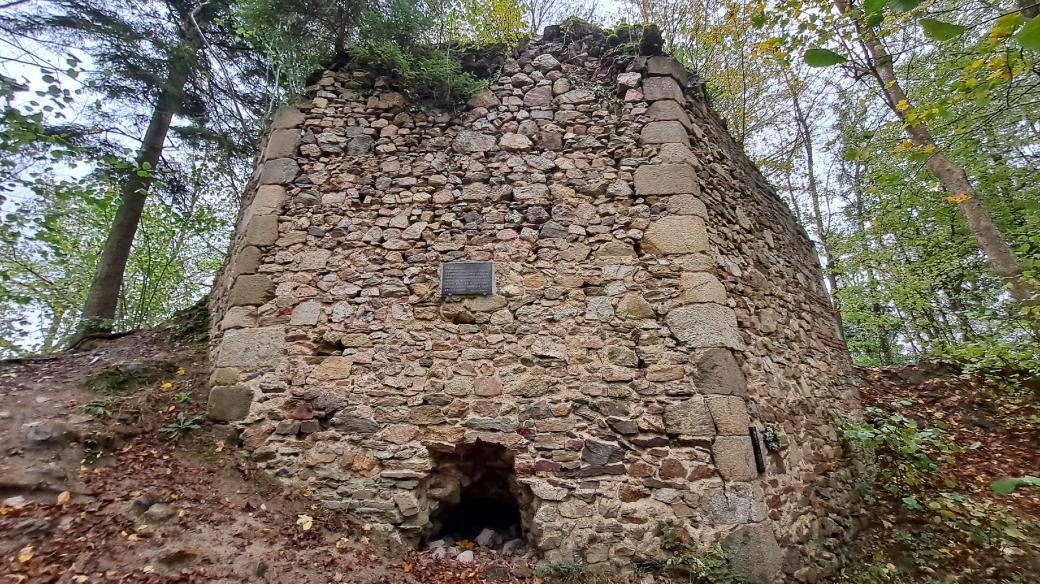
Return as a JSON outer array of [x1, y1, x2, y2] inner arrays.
[[840, 402, 962, 496], [346, 41, 488, 105], [636, 520, 746, 583]]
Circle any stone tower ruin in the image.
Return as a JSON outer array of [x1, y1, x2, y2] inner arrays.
[[207, 23, 861, 583]]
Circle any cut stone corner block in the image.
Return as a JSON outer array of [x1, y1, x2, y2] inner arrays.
[[642, 215, 709, 256], [208, 384, 254, 422], [645, 56, 690, 85], [271, 106, 305, 129], [640, 121, 690, 146], [228, 273, 274, 307], [634, 164, 700, 196], [641, 76, 685, 102], [215, 325, 285, 368], [723, 522, 783, 584], [712, 435, 757, 481], [665, 303, 745, 350]]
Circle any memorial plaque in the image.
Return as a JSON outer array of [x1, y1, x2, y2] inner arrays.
[[441, 261, 494, 296]]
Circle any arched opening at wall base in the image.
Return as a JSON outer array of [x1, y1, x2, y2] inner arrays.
[[423, 441, 532, 553]]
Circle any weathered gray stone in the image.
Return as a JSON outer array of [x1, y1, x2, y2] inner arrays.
[[585, 296, 614, 321], [647, 99, 692, 128], [703, 483, 767, 524], [642, 216, 709, 255], [216, 326, 284, 367], [220, 306, 257, 330], [634, 164, 700, 196], [312, 357, 353, 380], [208, 385, 253, 421], [259, 158, 299, 185], [641, 76, 684, 102], [532, 53, 561, 71], [640, 121, 690, 146], [646, 56, 689, 85], [558, 89, 595, 104], [582, 440, 624, 465], [462, 417, 517, 432], [713, 436, 757, 481], [467, 89, 500, 108], [667, 194, 707, 217], [693, 349, 748, 396], [244, 214, 279, 247], [663, 395, 715, 436], [252, 185, 287, 216], [265, 129, 300, 159], [707, 395, 751, 435], [331, 412, 381, 433], [605, 346, 638, 367], [230, 245, 261, 277], [679, 272, 727, 304], [523, 85, 553, 107], [501, 132, 533, 151], [723, 523, 783, 584], [665, 304, 744, 349], [290, 300, 321, 325], [452, 130, 496, 152], [616, 293, 654, 319], [659, 142, 698, 166], [271, 107, 304, 129], [229, 274, 274, 306]]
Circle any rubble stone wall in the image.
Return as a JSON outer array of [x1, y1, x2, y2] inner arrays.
[[207, 24, 861, 584]]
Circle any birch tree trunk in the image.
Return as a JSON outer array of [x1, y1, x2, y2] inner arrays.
[[833, 0, 1039, 326]]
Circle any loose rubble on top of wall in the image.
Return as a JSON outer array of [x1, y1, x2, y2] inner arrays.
[[207, 21, 863, 584]]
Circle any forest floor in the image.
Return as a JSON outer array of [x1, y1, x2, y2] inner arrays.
[[0, 317, 1037, 584]]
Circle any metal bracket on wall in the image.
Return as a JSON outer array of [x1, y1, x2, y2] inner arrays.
[[749, 426, 766, 474]]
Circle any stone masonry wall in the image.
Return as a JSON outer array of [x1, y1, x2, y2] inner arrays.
[[207, 24, 862, 584]]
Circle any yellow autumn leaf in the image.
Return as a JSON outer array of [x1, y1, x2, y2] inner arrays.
[[963, 59, 984, 73], [176, 367, 186, 376], [57, 490, 71, 505], [457, 539, 475, 550], [17, 546, 33, 563], [963, 77, 978, 89], [297, 514, 314, 531], [160, 382, 172, 391], [335, 537, 350, 549], [895, 99, 910, 112], [945, 194, 970, 205], [403, 563, 413, 573]]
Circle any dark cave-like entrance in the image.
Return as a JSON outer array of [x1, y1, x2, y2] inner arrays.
[[424, 441, 529, 549]]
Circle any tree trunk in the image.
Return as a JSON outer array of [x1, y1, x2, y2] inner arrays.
[[78, 22, 201, 334], [833, 0, 1039, 325], [789, 77, 840, 302], [1020, 0, 1038, 19]]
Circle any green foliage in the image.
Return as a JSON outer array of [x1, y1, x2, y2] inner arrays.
[[76, 401, 113, 419], [1016, 14, 1040, 51], [347, 41, 487, 104], [918, 18, 965, 42], [175, 391, 195, 404], [804, 48, 846, 67], [159, 412, 202, 441], [535, 561, 613, 584], [841, 403, 962, 496], [991, 476, 1040, 495], [636, 521, 745, 583]]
